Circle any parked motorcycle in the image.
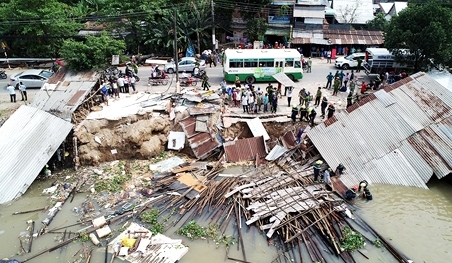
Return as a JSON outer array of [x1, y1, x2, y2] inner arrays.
[[148, 76, 168, 86], [0, 70, 7, 79]]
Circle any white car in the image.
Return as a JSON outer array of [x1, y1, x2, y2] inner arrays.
[[164, 58, 206, 73], [335, 53, 366, 70], [10, 69, 53, 88]]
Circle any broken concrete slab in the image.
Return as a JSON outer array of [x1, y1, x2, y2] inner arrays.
[[246, 117, 270, 141], [167, 131, 185, 150]]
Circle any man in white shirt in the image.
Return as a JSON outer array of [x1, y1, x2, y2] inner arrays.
[[193, 66, 200, 77], [130, 76, 136, 92], [181, 70, 189, 79], [6, 83, 16, 103], [117, 76, 125, 93], [19, 82, 27, 101]]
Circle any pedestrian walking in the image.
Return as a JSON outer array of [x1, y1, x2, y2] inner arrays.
[[326, 72, 334, 89], [202, 73, 210, 90], [19, 82, 27, 101], [327, 103, 335, 119], [6, 83, 16, 103], [314, 87, 322, 106], [287, 86, 293, 107], [320, 97, 328, 118]]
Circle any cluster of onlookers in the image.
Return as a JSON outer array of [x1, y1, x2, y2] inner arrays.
[[100, 74, 137, 106]]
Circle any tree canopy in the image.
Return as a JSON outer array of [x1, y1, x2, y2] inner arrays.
[[384, 2, 452, 70]]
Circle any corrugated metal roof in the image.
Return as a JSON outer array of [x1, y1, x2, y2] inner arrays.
[[266, 145, 288, 161], [246, 117, 270, 141], [30, 81, 96, 121], [224, 136, 267, 162], [308, 72, 452, 189], [292, 30, 383, 45], [0, 106, 73, 204], [294, 6, 325, 18], [179, 116, 221, 159]]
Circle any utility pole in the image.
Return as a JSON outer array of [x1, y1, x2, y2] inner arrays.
[[211, 0, 216, 52], [174, 8, 180, 93]]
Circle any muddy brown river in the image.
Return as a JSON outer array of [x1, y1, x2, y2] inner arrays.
[[0, 177, 451, 263]]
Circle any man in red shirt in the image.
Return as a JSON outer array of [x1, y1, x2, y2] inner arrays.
[[361, 81, 367, 94]]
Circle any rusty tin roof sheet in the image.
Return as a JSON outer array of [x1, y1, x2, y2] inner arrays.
[[292, 30, 383, 45], [308, 72, 452, 189], [224, 136, 267, 162], [281, 131, 297, 149], [179, 116, 221, 159]]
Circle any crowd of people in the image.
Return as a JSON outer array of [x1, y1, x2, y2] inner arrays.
[[100, 64, 137, 106]]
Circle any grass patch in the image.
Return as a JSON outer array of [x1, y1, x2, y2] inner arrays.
[[94, 174, 131, 192], [341, 227, 365, 251], [140, 209, 164, 234]]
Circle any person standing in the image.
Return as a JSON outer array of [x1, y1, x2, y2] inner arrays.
[[287, 86, 293, 107], [325, 72, 334, 89], [327, 103, 335, 119], [130, 75, 136, 92], [346, 92, 353, 108], [304, 91, 311, 108], [335, 163, 346, 177], [117, 75, 125, 93], [323, 168, 332, 185], [248, 93, 255, 114], [308, 107, 317, 126], [266, 83, 274, 100], [101, 83, 109, 106], [241, 93, 249, 113], [349, 78, 356, 94], [314, 87, 322, 106], [344, 72, 350, 88], [291, 105, 298, 123], [338, 70, 345, 86], [333, 77, 340, 96], [361, 81, 367, 94], [235, 75, 241, 88], [298, 88, 306, 105], [7, 83, 16, 103], [263, 93, 269, 112], [271, 94, 278, 113], [124, 75, 130, 93], [19, 82, 27, 101], [307, 57, 312, 73], [232, 89, 238, 107], [326, 50, 332, 64], [112, 79, 120, 98], [299, 105, 308, 122], [295, 128, 304, 144], [313, 160, 323, 182], [350, 70, 355, 82], [357, 57, 363, 72], [320, 97, 328, 119]]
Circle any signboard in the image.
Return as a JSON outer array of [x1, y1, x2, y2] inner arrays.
[[254, 67, 282, 78], [268, 16, 290, 24], [111, 55, 120, 65]]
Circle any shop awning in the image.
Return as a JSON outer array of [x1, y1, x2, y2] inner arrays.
[[272, 72, 296, 87]]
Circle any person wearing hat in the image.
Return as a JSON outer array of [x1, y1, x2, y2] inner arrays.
[[313, 160, 323, 182], [333, 77, 340, 96], [327, 103, 335, 119], [320, 97, 328, 118], [304, 91, 311, 108], [358, 180, 368, 192], [308, 107, 317, 126], [326, 72, 334, 89], [289, 104, 298, 123], [299, 105, 308, 122]]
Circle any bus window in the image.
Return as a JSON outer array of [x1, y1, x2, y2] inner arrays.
[[244, 59, 258, 67], [230, 59, 243, 68], [294, 61, 301, 68], [285, 58, 294, 67], [275, 61, 284, 67], [259, 59, 274, 67]]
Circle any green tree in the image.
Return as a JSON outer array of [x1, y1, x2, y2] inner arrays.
[[384, 2, 452, 70], [247, 17, 268, 42], [366, 13, 388, 31], [0, 0, 81, 57], [60, 32, 125, 71]]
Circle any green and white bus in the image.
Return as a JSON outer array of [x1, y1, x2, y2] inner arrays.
[[223, 49, 303, 84]]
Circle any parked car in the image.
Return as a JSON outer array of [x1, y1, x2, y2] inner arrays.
[[9, 69, 53, 88], [164, 58, 206, 73], [335, 53, 366, 70]]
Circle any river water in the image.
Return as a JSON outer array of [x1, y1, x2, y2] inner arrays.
[[1, 177, 451, 263]]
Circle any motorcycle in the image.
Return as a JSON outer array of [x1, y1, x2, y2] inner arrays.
[[180, 76, 198, 87], [148, 76, 168, 86], [0, 70, 7, 79]]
